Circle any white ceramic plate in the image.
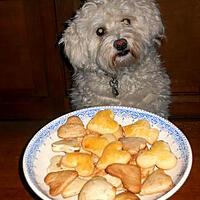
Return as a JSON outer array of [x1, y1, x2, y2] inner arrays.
[[23, 106, 192, 200]]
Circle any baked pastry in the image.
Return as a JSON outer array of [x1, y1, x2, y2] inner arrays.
[[103, 133, 117, 142], [61, 152, 95, 177], [47, 155, 72, 173], [97, 141, 131, 169], [44, 170, 78, 196], [87, 110, 119, 134], [106, 163, 141, 194], [136, 140, 177, 169], [140, 166, 155, 183], [123, 119, 159, 144], [58, 116, 86, 138], [140, 169, 173, 195], [112, 125, 123, 139], [51, 138, 82, 153], [103, 174, 122, 188], [78, 176, 116, 200], [119, 137, 147, 155], [82, 134, 110, 157], [61, 177, 88, 198], [115, 192, 140, 200]]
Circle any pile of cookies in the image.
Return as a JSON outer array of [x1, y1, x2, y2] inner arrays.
[[44, 110, 177, 200]]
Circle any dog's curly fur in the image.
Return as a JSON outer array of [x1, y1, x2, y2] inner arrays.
[[60, 0, 171, 118]]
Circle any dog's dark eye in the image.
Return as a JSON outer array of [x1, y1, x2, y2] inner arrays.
[[96, 27, 106, 37], [121, 18, 131, 25]]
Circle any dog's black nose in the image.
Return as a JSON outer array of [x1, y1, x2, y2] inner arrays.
[[113, 38, 128, 51]]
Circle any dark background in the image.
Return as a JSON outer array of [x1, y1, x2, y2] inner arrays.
[[0, 0, 199, 120]]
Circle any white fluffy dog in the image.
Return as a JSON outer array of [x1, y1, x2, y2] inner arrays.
[[60, 0, 171, 118]]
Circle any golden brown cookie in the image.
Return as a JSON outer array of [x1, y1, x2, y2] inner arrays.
[[87, 110, 119, 134], [123, 120, 159, 144], [61, 152, 95, 177], [106, 163, 141, 194], [78, 177, 116, 200], [61, 177, 88, 198], [97, 141, 131, 169], [119, 137, 147, 155], [82, 134, 110, 157], [51, 138, 82, 153], [58, 116, 86, 138], [47, 155, 73, 173], [140, 169, 174, 195], [136, 140, 177, 169], [44, 170, 78, 196], [115, 192, 140, 200]]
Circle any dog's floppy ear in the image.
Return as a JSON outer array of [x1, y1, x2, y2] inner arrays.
[[147, 0, 165, 45], [60, 21, 89, 71]]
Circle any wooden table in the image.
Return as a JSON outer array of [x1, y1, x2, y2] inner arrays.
[[0, 119, 199, 200]]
